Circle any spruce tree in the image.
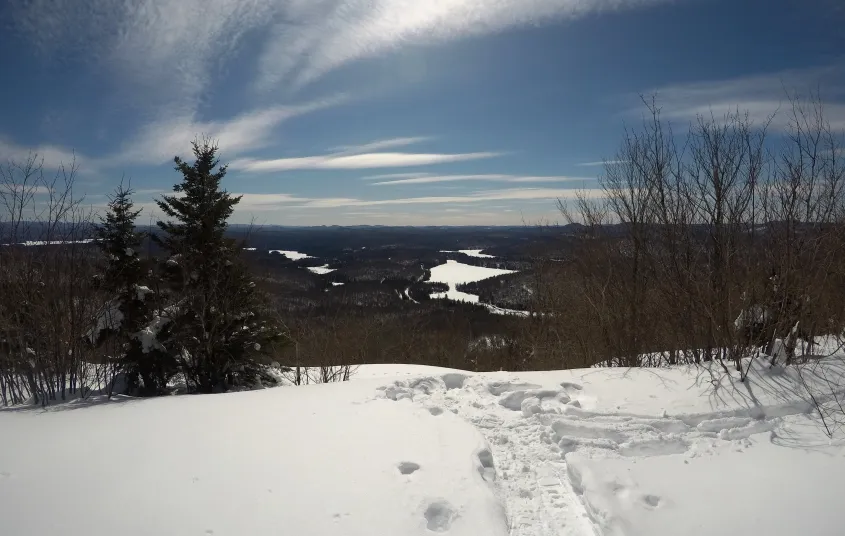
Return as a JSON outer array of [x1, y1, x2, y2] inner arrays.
[[93, 184, 173, 395], [155, 138, 284, 393], [97, 184, 144, 295]]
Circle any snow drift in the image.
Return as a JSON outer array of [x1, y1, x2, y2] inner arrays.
[[1, 357, 844, 536]]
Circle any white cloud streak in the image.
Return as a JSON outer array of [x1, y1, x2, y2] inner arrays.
[[11, 0, 281, 114], [368, 174, 594, 185], [256, 0, 672, 89], [329, 137, 432, 154], [234, 187, 601, 210], [643, 64, 845, 130], [0, 138, 83, 170], [576, 160, 627, 167], [101, 96, 346, 167], [12, 0, 673, 104], [232, 151, 501, 172]]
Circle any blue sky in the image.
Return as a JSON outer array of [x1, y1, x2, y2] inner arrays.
[[1, 0, 843, 225]]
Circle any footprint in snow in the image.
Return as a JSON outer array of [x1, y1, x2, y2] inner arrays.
[[487, 381, 541, 396], [642, 494, 662, 508], [424, 500, 456, 532], [441, 373, 468, 390], [476, 448, 496, 482], [398, 461, 421, 475]]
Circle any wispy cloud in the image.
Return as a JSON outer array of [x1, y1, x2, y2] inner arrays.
[[11, 0, 679, 116], [0, 138, 83, 170], [101, 96, 346, 167], [11, 0, 280, 114], [329, 137, 432, 154], [234, 187, 601, 210], [363, 172, 431, 180], [642, 64, 845, 129], [256, 0, 675, 90], [0, 184, 53, 195], [367, 174, 594, 185], [576, 160, 627, 167], [232, 148, 501, 172]]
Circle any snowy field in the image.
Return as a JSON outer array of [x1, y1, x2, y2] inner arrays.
[[2, 357, 844, 536], [428, 259, 515, 303]]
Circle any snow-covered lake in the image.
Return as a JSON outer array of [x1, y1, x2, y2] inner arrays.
[[268, 250, 311, 260], [427, 260, 515, 303]]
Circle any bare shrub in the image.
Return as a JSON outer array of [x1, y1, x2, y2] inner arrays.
[[556, 92, 845, 377], [0, 154, 104, 405]]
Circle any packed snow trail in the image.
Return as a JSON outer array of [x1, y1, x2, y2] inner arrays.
[[373, 358, 845, 536], [378, 375, 599, 536]]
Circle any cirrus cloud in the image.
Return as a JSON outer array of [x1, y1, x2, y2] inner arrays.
[[232, 151, 502, 172], [233, 187, 601, 211], [365, 173, 594, 185], [257, 0, 674, 89], [11, 0, 678, 103]]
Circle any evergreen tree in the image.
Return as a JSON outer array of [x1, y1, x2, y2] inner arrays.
[[155, 138, 285, 393], [97, 184, 144, 294], [92, 184, 174, 395]]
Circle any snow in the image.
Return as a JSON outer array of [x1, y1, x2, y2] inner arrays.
[[307, 264, 336, 275], [86, 300, 124, 343], [0, 375, 507, 536], [441, 249, 496, 258], [485, 303, 530, 316], [404, 286, 420, 304], [567, 426, 845, 536], [2, 356, 844, 536], [133, 309, 173, 353], [2, 239, 96, 247], [427, 259, 515, 303], [268, 250, 311, 260], [134, 285, 153, 301]]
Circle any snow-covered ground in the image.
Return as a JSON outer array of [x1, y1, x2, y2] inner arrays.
[[2, 357, 844, 536], [1, 238, 96, 247], [307, 264, 336, 275], [428, 259, 515, 303], [441, 249, 496, 258], [268, 249, 311, 260]]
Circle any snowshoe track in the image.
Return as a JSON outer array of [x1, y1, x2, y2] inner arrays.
[[376, 373, 790, 536]]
